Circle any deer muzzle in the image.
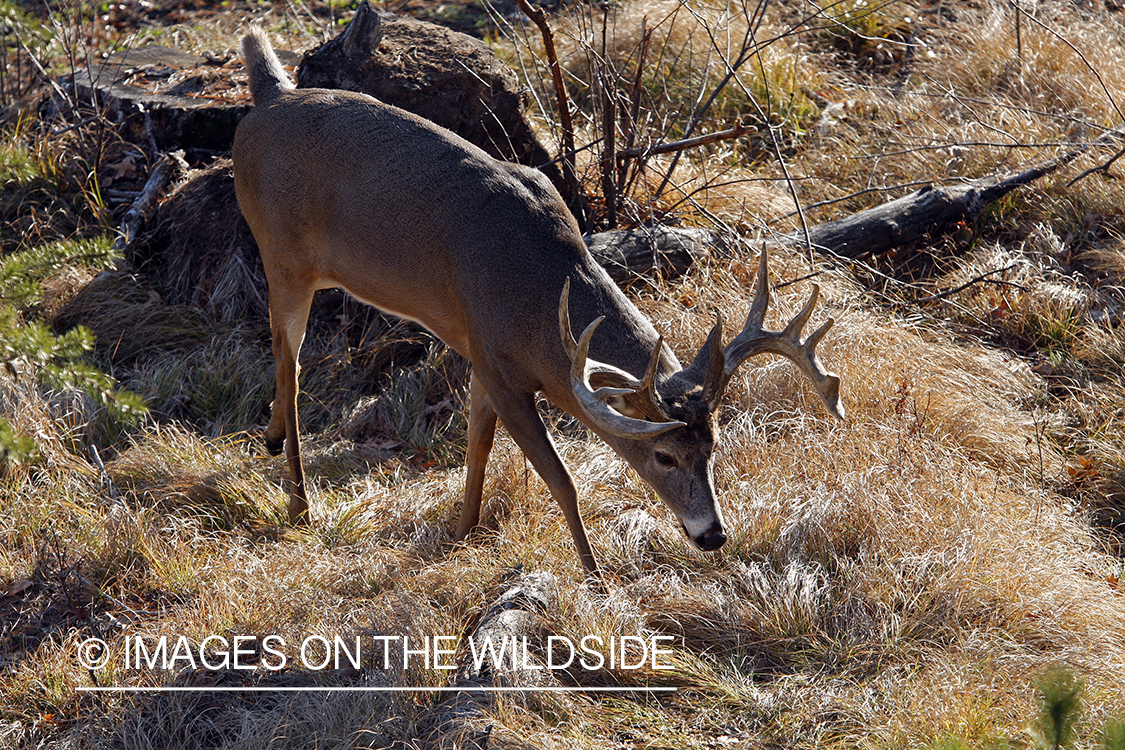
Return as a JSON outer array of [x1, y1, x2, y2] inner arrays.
[[681, 519, 727, 552]]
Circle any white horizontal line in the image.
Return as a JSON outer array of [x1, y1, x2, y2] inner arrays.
[[77, 686, 677, 693]]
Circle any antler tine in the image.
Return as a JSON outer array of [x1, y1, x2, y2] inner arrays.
[[559, 278, 577, 359], [570, 318, 686, 438], [560, 279, 685, 438], [639, 335, 662, 393], [806, 317, 834, 350], [696, 314, 726, 411], [561, 276, 645, 386], [746, 243, 770, 330], [722, 248, 845, 420], [635, 335, 667, 420], [779, 283, 818, 341]]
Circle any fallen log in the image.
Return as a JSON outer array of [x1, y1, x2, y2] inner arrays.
[[585, 225, 721, 285], [112, 151, 184, 255], [422, 570, 557, 750], [782, 122, 1125, 259]]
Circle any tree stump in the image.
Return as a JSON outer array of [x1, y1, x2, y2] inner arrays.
[[61, 45, 262, 154], [296, 1, 564, 194]]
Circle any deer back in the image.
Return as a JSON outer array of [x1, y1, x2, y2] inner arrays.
[[233, 83, 674, 410]]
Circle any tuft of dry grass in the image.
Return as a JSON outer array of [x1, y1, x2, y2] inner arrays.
[[6, 0, 1125, 748]]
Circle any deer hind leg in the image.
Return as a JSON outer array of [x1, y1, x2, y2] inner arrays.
[[454, 371, 498, 541], [263, 281, 315, 525], [479, 381, 598, 575]]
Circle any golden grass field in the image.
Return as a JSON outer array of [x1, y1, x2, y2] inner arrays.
[[3, 0, 1125, 747]]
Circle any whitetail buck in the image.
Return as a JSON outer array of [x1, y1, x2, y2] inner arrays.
[[233, 27, 844, 574]]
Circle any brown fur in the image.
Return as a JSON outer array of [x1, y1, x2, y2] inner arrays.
[[232, 27, 838, 573]]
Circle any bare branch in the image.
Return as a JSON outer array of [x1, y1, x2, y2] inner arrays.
[[616, 122, 754, 160], [651, 0, 774, 202], [848, 140, 1086, 159], [1067, 143, 1125, 187], [617, 18, 650, 196], [514, 0, 584, 227], [916, 265, 1025, 304], [770, 180, 940, 221], [1017, 7, 1124, 122]]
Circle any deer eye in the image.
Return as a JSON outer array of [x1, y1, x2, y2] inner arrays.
[[654, 451, 677, 467]]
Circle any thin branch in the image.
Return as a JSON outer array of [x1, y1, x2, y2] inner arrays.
[[651, 0, 773, 202], [616, 122, 754, 160], [11, 25, 70, 105], [618, 18, 650, 195], [775, 270, 824, 290], [748, 42, 812, 262], [916, 265, 1025, 303], [1066, 143, 1125, 187], [975, 120, 1125, 200], [660, 171, 796, 217], [1018, 8, 1124, 122], [514, 0, 582, 224], [598, 11, 617, 228], [848, 140, 1085, 159], [771, 179, 955, 220], [869, 76, 1102, 130]]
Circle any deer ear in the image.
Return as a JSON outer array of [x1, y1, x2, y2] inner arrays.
[[682, 315, 726, 411], [589, 373, 665, 421], [606, 394, 646, 419]]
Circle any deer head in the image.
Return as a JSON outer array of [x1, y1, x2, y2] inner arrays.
[[560, 248, 844, 551]]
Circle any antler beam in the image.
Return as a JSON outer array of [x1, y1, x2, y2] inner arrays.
[[720, 249, 845, 419], [560, 279, 686, 438]]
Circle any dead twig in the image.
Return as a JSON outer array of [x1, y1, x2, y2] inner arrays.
[[616, 122, 754, 160], [113, 152, 183, 255], [916, 264, 1025, 303], [514, 0, 583, 227], [772, 180, 939, 221], [617, 18, 651, 196], [11, 25, 71, 106], [601, 69, 618, 228], [775, 270, 824, 290], [599, 12, 617, 228], [1018, 8, 1125, 122], [650, 0, 776, 203], [1067, 142, 1125, 187]]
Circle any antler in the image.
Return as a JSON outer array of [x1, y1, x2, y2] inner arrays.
[[560, 279, 686, 438], [718, 248, 845, 419]]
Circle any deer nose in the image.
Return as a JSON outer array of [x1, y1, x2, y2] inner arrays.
[[695, 525, 727, 551]]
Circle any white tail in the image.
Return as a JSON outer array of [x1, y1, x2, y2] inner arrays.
[[232, 27, 843, 574]]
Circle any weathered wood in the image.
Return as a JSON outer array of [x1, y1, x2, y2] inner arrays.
[[781, 181, 986, 258], [112, 151, 183, 254], [62, 45, 258, 153], [783, 122, 1125, 259], [422, 570, 557, 750], [585, 225, 720, 284]]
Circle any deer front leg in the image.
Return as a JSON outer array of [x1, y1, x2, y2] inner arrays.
[[454, 371, 498, 541], [482, 384, 599, 575], [264, 281, 315, 525]]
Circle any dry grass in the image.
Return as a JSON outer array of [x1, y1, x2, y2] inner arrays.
[[5, 0, 1125, 748]]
